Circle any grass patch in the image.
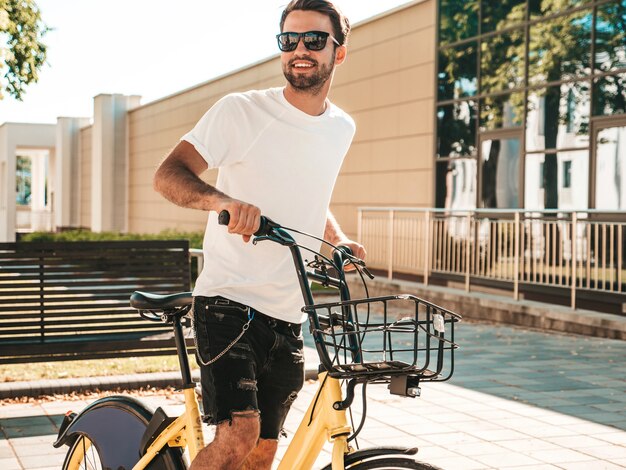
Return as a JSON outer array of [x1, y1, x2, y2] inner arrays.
[[0, 355, 200, 383]]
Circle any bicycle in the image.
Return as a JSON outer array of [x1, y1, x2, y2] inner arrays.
[[53, 211, 461, 470]]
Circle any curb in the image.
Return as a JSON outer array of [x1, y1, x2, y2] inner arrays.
[[0, 349, 320, 400], [348, 278, 626, 340]]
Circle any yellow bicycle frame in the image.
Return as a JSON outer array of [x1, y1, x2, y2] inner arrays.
[[124, 371, 350, 470], [278, 371, 351, 470], [132, 387, 205, 469]]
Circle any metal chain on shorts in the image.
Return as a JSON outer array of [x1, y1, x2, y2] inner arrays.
[[192, 301, 255, 366]]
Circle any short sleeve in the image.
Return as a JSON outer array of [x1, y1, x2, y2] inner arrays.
[[181, 94, 252, 169]]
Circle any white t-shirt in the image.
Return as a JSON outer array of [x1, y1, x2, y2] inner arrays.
[[182, 87, 355, 323]]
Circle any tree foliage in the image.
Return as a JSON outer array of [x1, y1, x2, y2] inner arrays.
[[0, 0, 48, 100]]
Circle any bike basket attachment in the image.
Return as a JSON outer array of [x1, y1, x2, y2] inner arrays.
[[303, 294, 461, 381]]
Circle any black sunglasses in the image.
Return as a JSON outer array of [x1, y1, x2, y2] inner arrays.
[[276, 30, 340, 52]]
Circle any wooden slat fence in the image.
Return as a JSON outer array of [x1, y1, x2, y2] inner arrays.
[[0, 240, 191, 363]]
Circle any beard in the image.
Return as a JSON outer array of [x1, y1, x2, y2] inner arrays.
[[283, 53, 335, 96]]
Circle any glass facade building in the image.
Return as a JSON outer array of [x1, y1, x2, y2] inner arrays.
[[436, 0, 626, 211]]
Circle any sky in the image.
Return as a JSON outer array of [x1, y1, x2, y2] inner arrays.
[[0, 0, 414, 125]]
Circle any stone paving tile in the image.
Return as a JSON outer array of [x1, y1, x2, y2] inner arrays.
[[526, 447, 600, 464], [576, 444, 626, 460], [597, 432, 626, 446], [559, 460, 626, 469], [495, 438, 563, 453], [18, 453, 65, 469], [426, 454, 488, 469], [544, 435, 614, 448], [0, 458, 22, 470], [472, 450, 543, 467], [443, 441, 510, 457], [502, 466, 563, 470]]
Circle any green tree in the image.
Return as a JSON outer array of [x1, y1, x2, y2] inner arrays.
[[0, 0, 48, 100]]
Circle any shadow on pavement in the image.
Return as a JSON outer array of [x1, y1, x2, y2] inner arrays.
[[0, 414, 63, 439], [452, 322, 626, 431]]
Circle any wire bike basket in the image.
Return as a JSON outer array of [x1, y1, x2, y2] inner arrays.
[[304, 294, 461, 382]]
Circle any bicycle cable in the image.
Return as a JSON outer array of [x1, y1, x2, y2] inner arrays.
[[347, 381, 368, 445], [264, 226, 376, 442]]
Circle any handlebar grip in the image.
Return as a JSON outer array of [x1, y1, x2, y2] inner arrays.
[[218, 210, 273, 237], [336, 245, 353, 256]]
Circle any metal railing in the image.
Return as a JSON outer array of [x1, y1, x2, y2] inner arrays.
[[358, 208, 626, 309]]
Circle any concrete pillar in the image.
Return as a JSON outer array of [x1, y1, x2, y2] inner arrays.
[[55, 117, 90, 230], [0, 124, 17, 242], [91, 94, 141, 232]]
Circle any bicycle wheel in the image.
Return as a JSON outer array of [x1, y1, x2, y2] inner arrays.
[[62, 436, 102, 470], [346, 457, 443, 470], [58, 396, 185, 470]]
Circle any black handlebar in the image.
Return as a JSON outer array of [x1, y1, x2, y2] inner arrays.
[[218, 210, 276, 237]]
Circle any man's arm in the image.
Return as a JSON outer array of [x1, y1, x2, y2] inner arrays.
[[154, 140, 261, 242], [324, 210, 367, 265]]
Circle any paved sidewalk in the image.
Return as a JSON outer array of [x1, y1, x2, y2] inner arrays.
[[0, 380, 625, 469], [1, 321, 625, 469]]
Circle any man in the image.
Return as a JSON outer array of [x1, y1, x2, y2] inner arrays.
[[153, 1, 365, 468]]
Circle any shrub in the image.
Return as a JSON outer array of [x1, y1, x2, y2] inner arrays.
[[20, 229, 204, 249]]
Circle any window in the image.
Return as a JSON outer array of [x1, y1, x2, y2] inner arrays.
[[438, 42, 478, 101], [528, 9, 592, 85], [480, 136, 521, 208], [480, 92, 524, 131], [595, 125, 626, 210], [480, 28, 525, 93], [436, 159, 477, 209], [481, 0, 526, 33], [438, 0, 478, 44], [437, 101, 478, 158], [436, 0, 623, 211], [593, 73, 626, 116], [524, 150, 588, 209], [594, 1, 626, 73], [562, 160, 572, 188], [526, 81, 590, 151]]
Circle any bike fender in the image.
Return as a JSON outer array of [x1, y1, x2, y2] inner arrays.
[[320, 446, 419, 470], [53, 395, 153, 469]]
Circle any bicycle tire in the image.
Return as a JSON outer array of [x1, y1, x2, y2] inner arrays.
[[60, 397, 185, 470], [62, 436, 102, 470], [346, 457, 443, 470]]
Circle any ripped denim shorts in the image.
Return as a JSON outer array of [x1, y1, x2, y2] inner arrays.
[[193, 295, 305, 439]]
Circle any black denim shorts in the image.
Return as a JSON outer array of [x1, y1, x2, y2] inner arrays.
[[192, 296, 305, 439]]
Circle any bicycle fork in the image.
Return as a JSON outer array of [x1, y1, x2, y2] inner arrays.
[[278, 372, 351, 470]]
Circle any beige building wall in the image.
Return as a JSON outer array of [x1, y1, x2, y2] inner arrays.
[[79, 126, 92, 228], [126, 0, 435, 236]]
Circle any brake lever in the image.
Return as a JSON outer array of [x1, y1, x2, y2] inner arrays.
[[362, 266, 375, 280], [253, 234, 295, 247]]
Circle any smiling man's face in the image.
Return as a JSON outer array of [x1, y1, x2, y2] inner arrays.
[[280, 10, 339, 96]]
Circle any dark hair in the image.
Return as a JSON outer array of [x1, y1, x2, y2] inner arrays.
[[280, 0, 351, 46]]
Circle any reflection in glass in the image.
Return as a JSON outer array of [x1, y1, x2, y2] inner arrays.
[[595, 0, 626, 73], [438, 42, 478, 101], [438, 0, 478, 44], [593, 73, 626, 116], [596, 126, 626, 210], [480, 93, 524, 131], [526, 81, 590, 151], [524, 151, 588, 210], [481, 137, 520, 208], [481, 0, 525, 34], [528, 9, 592, 85], [481, 28, 525, 94], [436, 160, 477, 209], [529, 0, 591, 20], [437, 101, 478, 158]]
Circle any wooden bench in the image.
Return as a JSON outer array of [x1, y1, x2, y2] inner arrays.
[[0, 240, 192, 364]]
